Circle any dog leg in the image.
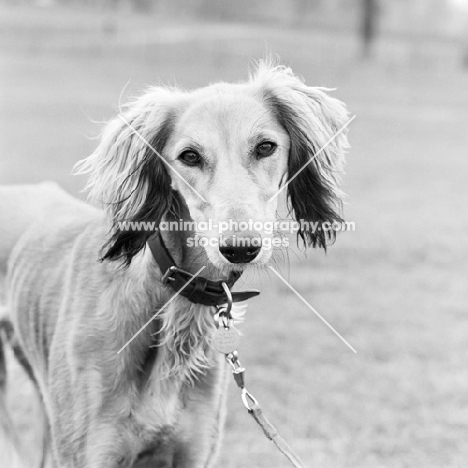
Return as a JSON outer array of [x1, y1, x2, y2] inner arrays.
[[171, 355, 230, 468], [0, 318, 29, 468]]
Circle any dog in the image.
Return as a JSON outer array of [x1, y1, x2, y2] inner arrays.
[[0, 61, 349, 468]]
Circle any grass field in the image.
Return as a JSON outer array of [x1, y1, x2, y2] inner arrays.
[[1, 4, 468, 468]]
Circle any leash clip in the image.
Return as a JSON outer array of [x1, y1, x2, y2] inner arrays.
[[226, 352, 257, 410], [226, 351, 246, 388]]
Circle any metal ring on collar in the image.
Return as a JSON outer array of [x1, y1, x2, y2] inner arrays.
[[220, 282, 233, 317]]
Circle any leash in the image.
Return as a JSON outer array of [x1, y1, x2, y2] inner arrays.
[[147, 232, 306, 466], [214, 286, 308, 468], [226, 352, 307, 468]]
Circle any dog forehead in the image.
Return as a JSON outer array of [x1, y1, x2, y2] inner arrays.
[[174, 86, 279, 139]]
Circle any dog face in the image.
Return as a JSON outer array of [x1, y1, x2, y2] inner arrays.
[[75, 62, 349, 269], [163, 87, 290, 268]]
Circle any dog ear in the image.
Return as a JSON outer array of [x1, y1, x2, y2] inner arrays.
[[74, 88, 178, 265], [254, 63, 350, 249]]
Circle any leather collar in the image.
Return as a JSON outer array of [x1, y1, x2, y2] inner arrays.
[[147, 232, 260, 307]]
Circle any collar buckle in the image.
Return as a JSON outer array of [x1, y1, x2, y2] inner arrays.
[[161, 265, 178, 284]]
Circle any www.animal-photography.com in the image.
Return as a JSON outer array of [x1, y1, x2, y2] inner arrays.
[[1, 1, 467, 467]]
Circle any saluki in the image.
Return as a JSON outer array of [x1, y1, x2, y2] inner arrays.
[[0, 61, 349, 468]]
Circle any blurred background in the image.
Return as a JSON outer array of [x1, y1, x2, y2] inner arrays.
[[1, 0, 468, 467]]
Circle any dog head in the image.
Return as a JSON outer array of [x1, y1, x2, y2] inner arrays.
[[75, 62, 349, 270]]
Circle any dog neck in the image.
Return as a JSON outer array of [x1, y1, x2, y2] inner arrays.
[[157, 201, 229, 282], [126, 203, 222, 385]]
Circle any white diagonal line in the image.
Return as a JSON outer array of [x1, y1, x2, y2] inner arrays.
[[268, 115, 356, 202], [268, 266, 357, 353], [117, 266, 206, 354], [118, 115, 207, 202]]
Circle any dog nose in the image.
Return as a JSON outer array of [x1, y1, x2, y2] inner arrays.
[[219, 232, 262, 264]]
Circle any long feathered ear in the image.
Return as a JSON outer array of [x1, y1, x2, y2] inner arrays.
[[74, 87, 179, 265], [253, 62, 350, 249]]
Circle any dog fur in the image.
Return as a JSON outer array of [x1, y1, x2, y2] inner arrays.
[[0, 62, 349, 467]]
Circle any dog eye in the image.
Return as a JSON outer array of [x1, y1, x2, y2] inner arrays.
[[178, 150, 202, 166], [255, 142, 277, 158]]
